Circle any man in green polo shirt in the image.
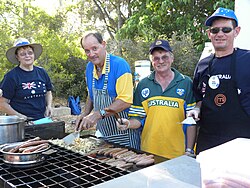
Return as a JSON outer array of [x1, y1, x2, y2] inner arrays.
[[116, 39, 197, 159]]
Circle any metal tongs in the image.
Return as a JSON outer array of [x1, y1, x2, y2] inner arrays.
[[114, 113, 123, 125], [105, 108, 124, 125]]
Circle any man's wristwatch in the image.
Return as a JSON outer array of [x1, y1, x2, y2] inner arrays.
[[99, 109, 106, 119]]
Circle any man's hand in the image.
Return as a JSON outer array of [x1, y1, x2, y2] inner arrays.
[[75, 111, 101, 131], [116, 118, 130, 131], [186, 108, 200, 121]]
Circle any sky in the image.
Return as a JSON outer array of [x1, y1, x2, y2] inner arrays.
[[29, 0, 110, 40], [31, 0, 62, 15]]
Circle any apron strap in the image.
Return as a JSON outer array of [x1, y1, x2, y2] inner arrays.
[[208, 54, 215, 76], [102, 54, 110, 94], [92, 53, 110, 94], [230, 48, 237, 83]]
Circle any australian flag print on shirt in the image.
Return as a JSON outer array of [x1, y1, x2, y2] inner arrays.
[[22, 81, 47, 100]]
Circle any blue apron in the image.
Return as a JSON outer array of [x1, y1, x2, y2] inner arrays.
[[92, 54, 140, 150]]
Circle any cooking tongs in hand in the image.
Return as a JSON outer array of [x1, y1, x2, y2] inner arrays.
[[105, 108, 124, 125], [114, 113, 124, 125]]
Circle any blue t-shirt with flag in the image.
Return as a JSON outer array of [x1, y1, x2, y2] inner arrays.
[[0, 66, 52, 120]]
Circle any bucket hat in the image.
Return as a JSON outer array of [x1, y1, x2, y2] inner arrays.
[[149, 39, 172, 54], [205, 7, 238, 27], [6, 38, 43, 64]]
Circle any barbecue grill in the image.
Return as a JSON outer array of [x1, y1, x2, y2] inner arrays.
[[0, 135, 131, 188], [0, 133, 168, 188]]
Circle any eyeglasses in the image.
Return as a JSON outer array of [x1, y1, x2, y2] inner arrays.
[[18, 51, 34, 57], [84, 46, 100, 55], [209, 27, 233, 34], [152, 55, 170, 62]]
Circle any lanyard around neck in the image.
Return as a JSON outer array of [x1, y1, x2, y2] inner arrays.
[[92, 54, 110, 93]]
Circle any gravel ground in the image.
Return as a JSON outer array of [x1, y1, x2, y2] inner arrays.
[[52, 114, 96, 136]]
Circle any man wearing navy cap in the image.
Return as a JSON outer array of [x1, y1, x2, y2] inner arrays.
[[116, 39, 197, 159], [188, 7, 250, 154]]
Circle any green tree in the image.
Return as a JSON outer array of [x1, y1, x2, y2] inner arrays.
[[0, 0, 236, 103], [74, 0, 133, 39], [170, 33, 199, 77], [118, 0, 234, 51], [0, 0, 87, 101], [113, 0, 235, 79]]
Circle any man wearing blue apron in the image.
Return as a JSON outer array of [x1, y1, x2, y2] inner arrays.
[[75, 32, 140, 149], [188, 8, 250, 154]]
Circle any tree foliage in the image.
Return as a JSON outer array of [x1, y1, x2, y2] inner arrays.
[[170, 33, 199, 77], [118, 0, 234, 51], [0, 0, 236, 103], [70, 0, 133, 39], [0, 0, 87, 100]]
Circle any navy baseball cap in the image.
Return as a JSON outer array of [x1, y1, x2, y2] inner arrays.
[[205, 7, 238, 26], [149, 39, 172, 54]]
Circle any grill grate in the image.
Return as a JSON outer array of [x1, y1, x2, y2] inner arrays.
[[0, 135, 130, 188]]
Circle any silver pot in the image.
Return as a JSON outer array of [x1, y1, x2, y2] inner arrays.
[[0, 141, 51, 168], [0, 116, 26, 144]]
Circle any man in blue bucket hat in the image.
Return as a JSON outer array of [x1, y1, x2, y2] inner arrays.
[[188, 7, 250, 154]]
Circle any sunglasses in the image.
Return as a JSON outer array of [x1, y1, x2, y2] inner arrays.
[[209, 27, 233, 34]]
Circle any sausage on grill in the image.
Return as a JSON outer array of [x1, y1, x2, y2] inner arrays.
[[22, 143, 49, 153]]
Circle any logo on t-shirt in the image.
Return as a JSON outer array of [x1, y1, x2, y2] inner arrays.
[[214, 94, 226, 106], [176, 88, 185, 96], [141, 88, 150, 98], [22, 81, 46, 99], [148, 99, 179, 108], [22, 82, 36, 89]]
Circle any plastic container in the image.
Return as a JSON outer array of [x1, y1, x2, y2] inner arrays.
[[196, 138, 250, 187]]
